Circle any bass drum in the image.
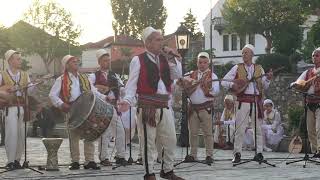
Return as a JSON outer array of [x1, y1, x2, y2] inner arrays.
[[68, 91, 113, 141]]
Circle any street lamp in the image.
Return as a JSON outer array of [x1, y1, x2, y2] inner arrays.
[[175, 24, 190, 58], [175, 24, 191, 147]]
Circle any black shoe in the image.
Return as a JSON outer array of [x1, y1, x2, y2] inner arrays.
[[144, 173, 156, 180], [84, 161, 101, 170], [136, 158, 143, 165], [5, 162, 16, 170], [185, 155, 195, 162], [100, 159, 112, 166], [68, 162, 80, 170], [115, 157, 128, 166], [14, 160, 22, 169], [205, 156, 214, 164], [312, 153, 320, 158], [160, 170, 185, 180], [232, 152, 241, 163], [253, 153, 264, 162]]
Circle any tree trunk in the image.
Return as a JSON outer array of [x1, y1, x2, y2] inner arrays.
[[263, 31, 272, 54]]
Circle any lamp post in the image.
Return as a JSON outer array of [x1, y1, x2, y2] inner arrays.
[[175, 24, 191, 147]]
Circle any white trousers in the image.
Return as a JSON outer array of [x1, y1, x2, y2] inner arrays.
[[234, 101, 263, 154], [98, 110, 126, 160], [306, 108, 320, 153], [5, 107, 25, 164], [137, 108, 177, 174]]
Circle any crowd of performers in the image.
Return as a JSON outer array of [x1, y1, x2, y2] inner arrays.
[[0, 25, 320, 180]]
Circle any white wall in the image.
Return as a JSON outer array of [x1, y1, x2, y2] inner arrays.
[[81, 48, 111, 68]]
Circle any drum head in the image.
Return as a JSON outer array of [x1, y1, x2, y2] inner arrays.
[[68, 92, 95, 129]]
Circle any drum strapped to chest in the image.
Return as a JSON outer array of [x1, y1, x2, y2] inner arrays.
[[68, 91, 113, 141]]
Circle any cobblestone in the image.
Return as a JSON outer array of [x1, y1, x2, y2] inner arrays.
[[1, 137, 320, 180]]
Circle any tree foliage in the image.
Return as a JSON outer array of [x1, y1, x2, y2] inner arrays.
[[272, 23, 303, 56], [14, 0, 82, 74], [222, 0, 306, 54], [181, 9, 203, 40], [0, 25, 13, 58], [111, 0, 167, 38], [301, 18, 320, 62]]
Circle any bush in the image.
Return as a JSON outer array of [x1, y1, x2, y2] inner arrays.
[[213, 62, 234, 78], [288, 106, 304, 135], [256, 53, 292, 73]]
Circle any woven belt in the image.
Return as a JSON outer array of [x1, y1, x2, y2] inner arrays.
[[190, 101, 214, 111], [137, 94, 169, 109], [237, 94, 261, 103]]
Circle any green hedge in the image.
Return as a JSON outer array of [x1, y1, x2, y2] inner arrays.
[[256, 53, 293, 73]]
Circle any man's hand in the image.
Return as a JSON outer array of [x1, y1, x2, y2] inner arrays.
[[60, 103, 71, 113], [117, 100, 130, 112], [266, 69, 273, 80]]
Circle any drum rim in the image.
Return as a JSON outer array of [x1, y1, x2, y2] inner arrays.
[[68, 92, 96, 129]]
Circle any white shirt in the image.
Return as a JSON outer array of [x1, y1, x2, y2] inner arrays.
[[189, 70, 220, 104], [221, 64, 270, 95], [124, 51, 182, 105], [49, 72, 106, 108], [295, 68, 318, 94], [0, 68, 33, 96]]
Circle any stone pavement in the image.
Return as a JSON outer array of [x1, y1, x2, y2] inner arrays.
[[1, 137, 320, 180]]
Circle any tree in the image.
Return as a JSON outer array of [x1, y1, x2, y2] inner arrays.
[[0, 25, 13, 59], [272, 23, 303, 56], [222, 0, 306, 53], [17, 0, 82, 74], [111, 0, 167, 38], [181, 9, 203, 40], [301, 19, 320, 62]]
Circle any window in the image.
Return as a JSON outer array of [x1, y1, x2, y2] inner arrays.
[[240, 35, 246, 49], [231, 34, 237, 51], [249, 34, 255, 46], [223, 35, 229, 51]]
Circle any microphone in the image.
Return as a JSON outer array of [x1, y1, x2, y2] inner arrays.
[[162, 47, 180, 58]]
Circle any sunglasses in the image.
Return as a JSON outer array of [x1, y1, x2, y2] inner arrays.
[[313, 54, 320, 58]]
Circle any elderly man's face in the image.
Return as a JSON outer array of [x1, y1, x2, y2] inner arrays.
[[66, 58, 79, 72], [242, 48, 253, 65], [9, 53, 22, 69], [145, 32, 164, 55], [313, 51, 320, 67], [197, 57, 210, 72]]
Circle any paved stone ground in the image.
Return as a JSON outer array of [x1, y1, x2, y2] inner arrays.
[[1, 137, 320, 180]]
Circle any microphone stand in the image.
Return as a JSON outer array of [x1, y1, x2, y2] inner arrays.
[[0, 84, 43, 174], [286, 89, 320, 167], [22, 86, 43, 174], [233, 78, 275, 167]]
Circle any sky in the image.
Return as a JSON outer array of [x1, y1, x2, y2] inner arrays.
[[0, 0, 218, 44]]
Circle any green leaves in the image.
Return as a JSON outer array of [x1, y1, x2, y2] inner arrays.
[[111, 0, 167, 38], [222, 0, 306, 53]]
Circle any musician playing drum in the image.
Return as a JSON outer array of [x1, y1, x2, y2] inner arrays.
[[294, 47, 320, 158], [49, 55, 108, 170], [182, 52, 219, 164], [118, 27, 184, 180], [0, 50, 34, 170], [221, 44, 273, 163], [88, 49, 127, 166]]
